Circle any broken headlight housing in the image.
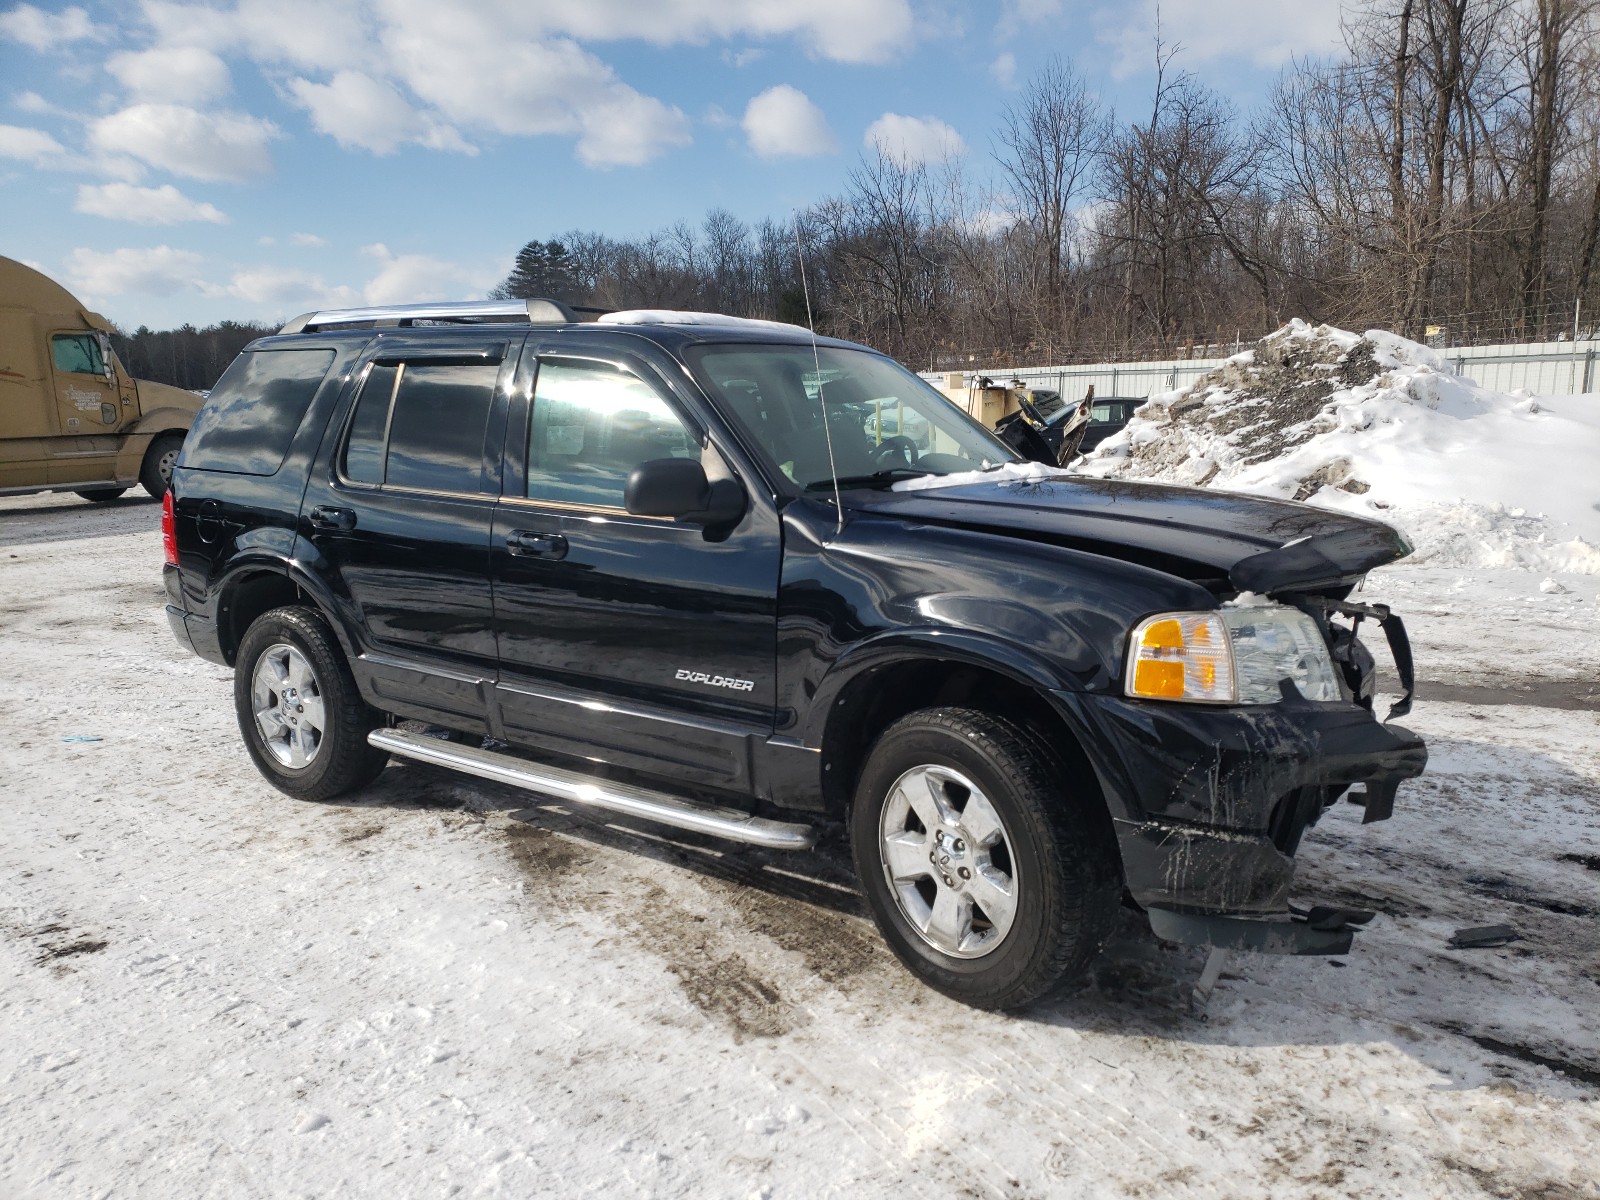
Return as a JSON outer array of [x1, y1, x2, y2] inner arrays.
[[1125, 602, 1342, 705]]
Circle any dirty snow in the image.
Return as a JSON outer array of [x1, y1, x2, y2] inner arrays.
[[1078, 320, 1600, 574], [2, 493, 1598, 1198]]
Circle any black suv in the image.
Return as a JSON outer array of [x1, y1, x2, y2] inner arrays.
[[163, 300, 1426, 1010]]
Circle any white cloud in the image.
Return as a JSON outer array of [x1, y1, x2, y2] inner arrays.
[[864, 113, 966, 167], [1098, 0, 1344, 77], [141, 0, 370, 71], [15, 90, 57, 114], [742, 85, 836, 159], [74, 182, 228, 225], [88, 104, 279, 183], [287, 71, 474, 156], [107, 47, 232, 105], [0, 3, 96, 50], [205, 265, 357, 309], [289, 232, 326, 247], [527, 0, 916, 65], [377, 11, 690, 166], [359, 242, 496, 306], [0, 123, 65, 164], [990, 51, 1018, 90], [576, 89, 692, 168], [65, 245, 206, 297]]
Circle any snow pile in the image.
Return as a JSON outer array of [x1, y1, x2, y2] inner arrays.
[[1078, 319, 1600, 573]]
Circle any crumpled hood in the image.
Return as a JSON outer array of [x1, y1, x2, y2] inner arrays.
[[849, 475, 1410, 594]]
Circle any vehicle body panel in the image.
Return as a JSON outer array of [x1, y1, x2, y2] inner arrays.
[[490, 333, 784, 794]]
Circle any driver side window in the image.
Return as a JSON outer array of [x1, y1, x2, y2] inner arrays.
[[51, 334, 105, 376], [526, 358, 699, 509]]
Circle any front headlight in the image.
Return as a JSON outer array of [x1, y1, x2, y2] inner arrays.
[[1125, 602, 1342, 704]]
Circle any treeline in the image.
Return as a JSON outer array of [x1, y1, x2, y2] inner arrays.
[[493, 0, 1600, 369], [111, 321, 275, 392]]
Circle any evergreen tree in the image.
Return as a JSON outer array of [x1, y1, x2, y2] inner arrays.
[[492, 240, 579, 301]]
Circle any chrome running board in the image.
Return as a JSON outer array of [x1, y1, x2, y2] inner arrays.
[[368, 728, 816, 852]]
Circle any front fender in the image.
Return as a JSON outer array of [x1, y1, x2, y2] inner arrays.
[[799, 626, 1083, 749], [115, 406, 198, 478], [131, 405, 199, 436]]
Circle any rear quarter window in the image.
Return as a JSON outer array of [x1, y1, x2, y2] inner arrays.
[[181, 348, 336, 476]]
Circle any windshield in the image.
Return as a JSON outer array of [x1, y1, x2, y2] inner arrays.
[[687, 344, 1019, 490]]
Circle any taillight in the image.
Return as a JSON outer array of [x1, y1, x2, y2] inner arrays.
[[161, 489, 178, 566]]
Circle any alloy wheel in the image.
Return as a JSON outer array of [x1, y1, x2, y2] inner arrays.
[[250, 643, 326, 768], [878, 764, 1019, 958]]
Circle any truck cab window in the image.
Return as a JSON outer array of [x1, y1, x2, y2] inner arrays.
[[51, 334, 105, 376]]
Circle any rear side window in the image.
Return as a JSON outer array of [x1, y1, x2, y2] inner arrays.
[[340, 359, 498, 494], [183, 349, 335, 476]]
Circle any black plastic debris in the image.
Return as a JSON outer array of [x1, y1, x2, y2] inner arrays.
[[1302, 906, 1376, 932], [1448, 924, 1519, 949]]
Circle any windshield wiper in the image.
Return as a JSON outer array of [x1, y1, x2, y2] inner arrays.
[[803, 468, 928, 491]]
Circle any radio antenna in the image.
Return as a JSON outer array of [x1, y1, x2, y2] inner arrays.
[[793, 211, 843, 535]]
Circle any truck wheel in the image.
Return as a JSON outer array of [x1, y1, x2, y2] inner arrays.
[[850, 708, 1121, 1010], [139, 433, 184, 499], [234, 606, 389, 801], [75, 488, 128, 502]]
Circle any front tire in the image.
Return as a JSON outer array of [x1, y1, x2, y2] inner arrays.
[[140, 433, 184, 499], [850, 708, 1121, 1010], [234, 606, 388, 801]]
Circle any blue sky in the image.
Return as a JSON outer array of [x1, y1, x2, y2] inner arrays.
[[0, 1, 1345, 331]]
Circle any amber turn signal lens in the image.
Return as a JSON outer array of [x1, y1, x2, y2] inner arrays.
[[1125, 612, 1236, 703]]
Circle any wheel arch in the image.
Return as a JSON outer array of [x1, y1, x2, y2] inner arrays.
[[215, 557, 356, 667], [810, 636, 1123, 853]]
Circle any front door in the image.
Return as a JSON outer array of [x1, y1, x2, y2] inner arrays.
[[45, 329, 123, 484], [491, 339, 782, 796], [301, 335, 517, 732]]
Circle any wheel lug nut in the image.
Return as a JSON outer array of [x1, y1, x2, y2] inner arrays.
[[959, 867, 971, 879], [954, 840, 965, 852]]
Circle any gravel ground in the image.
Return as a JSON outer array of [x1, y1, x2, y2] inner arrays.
[[2, 492, 1597, 1199]]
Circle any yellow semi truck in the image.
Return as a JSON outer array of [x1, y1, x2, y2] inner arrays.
[[1, 255, 201, 502]]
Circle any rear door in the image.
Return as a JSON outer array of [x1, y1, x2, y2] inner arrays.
[[490, 335, 782, 795], [300, 334, 517, 733]]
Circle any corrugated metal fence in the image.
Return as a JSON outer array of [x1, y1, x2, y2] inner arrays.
[[921, 338, 1600, 400]]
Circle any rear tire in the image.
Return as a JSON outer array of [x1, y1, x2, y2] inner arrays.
[[234, 606, 389, 801], [75, 488, 128, 502], [850, 708, 1121, 1010], [139, 433, 184, 499]]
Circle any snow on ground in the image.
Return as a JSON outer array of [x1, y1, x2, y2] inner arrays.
[[3, 494, 1599, 1200], [1078, 321, 1600, 575]]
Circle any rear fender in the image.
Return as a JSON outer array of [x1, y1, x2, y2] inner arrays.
[[214, 538, 361, 664]]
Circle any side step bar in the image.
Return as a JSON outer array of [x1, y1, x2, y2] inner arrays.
[[368, 728, 817, 852]]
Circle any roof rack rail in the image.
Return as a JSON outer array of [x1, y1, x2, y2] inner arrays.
[[277, 298, 608, 335]]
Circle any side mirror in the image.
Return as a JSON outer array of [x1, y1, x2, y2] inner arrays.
[[625, 458, 747, 527], [96, 331, 115, 383]]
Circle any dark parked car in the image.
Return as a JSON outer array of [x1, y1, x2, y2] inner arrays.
[[1078, 397, 1142, 454], [163, 300, 1425, 1010]]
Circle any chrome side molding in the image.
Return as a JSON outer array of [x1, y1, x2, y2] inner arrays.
[[368, 728, 816, 852]]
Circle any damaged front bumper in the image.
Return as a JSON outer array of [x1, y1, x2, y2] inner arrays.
[[1051, 689, 1427, 955]]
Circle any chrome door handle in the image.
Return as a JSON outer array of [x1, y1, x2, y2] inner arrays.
[[507, 530, 567, 559]]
